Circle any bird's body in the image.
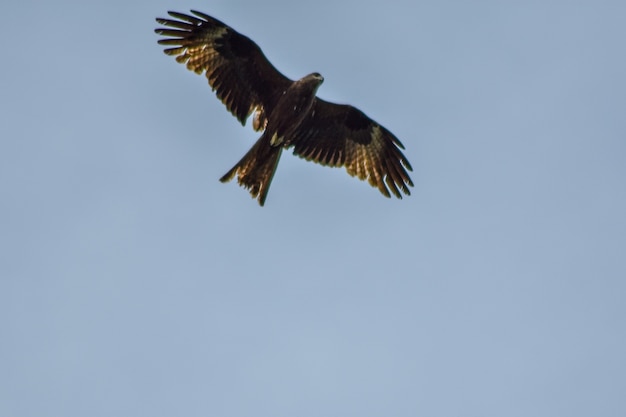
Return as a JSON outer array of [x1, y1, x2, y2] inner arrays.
[[155, 10, 413, 205], [265, 73, 324, 148]]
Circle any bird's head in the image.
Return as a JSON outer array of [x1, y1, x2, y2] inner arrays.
[[308, 72, 324, 85]]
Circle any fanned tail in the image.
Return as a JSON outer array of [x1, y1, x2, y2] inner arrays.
[[220, 134, 282, 206]]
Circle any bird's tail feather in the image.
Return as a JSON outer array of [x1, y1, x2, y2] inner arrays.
[[220, 135, 282, 206]]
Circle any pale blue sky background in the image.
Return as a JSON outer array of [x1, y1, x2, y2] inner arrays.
[[2, 1, 625, 416]]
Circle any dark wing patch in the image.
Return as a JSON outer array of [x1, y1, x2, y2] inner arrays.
[[291, 99, 413, 198], [155, 10, 292, 129]]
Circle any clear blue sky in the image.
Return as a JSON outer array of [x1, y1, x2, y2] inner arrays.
[[2, 1, 625, 416]]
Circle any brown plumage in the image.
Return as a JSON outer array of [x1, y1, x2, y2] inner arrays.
[[155, 10, 413, 205]]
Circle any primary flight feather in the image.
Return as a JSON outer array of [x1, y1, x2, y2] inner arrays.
[[155, 10, 413, 205]]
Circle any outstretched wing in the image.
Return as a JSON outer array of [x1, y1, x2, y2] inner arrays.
[[291, 99, 413, 198], [155, 10, 292, 130]]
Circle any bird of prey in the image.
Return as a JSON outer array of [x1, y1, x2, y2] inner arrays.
[[155, 10, 413, 205]]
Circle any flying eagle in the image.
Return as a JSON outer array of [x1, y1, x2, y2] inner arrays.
[[155, 10, 413, 205]]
